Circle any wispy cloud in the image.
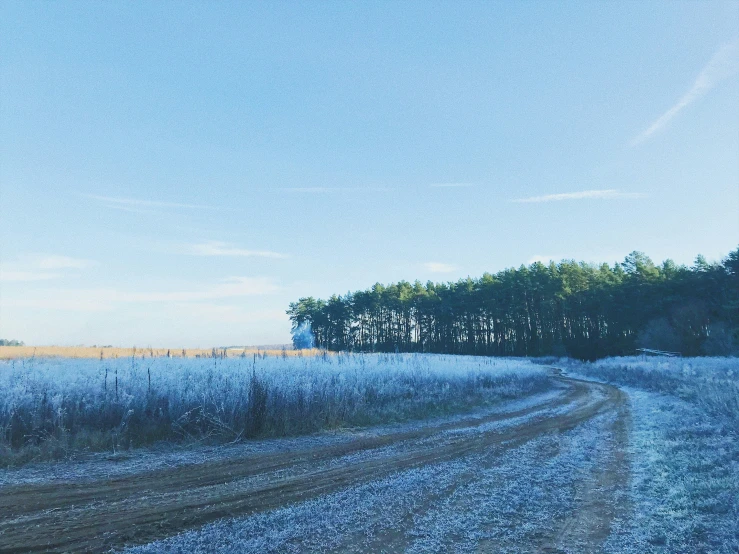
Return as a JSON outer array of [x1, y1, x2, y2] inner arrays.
[[512, 189, 645, 203], [84, 194, 223, 212], [282, 187, 392, 193], [429, 183, 474, 188], [3, 277, 280, 311], [36, 255, 96, 270], [424, 262, 459, 273], [185, 241, 287, 259], [166, 304, 288, 324], [122, 277, 279, 302], [0, 254, 97, 282], [527, 251, 629, 266], [0, 287, 117, 311], [526, 255, 569, 265], [0, 270, 61, 282], [631, 38, 739, 146], [283, 187, 340, 193]]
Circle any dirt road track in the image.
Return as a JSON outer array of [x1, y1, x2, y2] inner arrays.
[[0, 373, 628, 553]]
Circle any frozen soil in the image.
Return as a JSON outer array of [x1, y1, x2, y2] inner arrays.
[[0, 373, 629, 553]]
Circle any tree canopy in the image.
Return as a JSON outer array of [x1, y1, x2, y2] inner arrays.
[[288, 247, 739, 359]]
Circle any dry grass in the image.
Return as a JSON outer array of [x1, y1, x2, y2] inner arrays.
[[0, 346, 322, 360], [0, 354, 545, 465]]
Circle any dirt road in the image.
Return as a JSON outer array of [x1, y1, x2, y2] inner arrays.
[[0, 373, 629, 553]]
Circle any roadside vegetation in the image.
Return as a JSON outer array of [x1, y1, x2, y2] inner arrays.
[[564, 356, 739, 552], [564, 355, 738, 423], [0, 354, 547, 466]]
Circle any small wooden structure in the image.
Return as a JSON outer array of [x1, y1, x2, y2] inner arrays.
[[635, 348, 681, 358]]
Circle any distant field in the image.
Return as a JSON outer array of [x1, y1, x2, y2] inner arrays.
[[0, 345, 315, 360]]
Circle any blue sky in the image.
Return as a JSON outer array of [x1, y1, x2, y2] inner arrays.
[[1, 1, 738, 347]]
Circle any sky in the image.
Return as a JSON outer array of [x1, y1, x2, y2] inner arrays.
[[1, 1, 738, 347]]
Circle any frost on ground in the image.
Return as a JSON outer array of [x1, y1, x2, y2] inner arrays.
[[3, 355, 736, 553], [565, 356, 739, 553], [0, 374, 613, 553], [122, 356, 738, 554], [602, 389, 739, 553], [124, 412, 619, 554]]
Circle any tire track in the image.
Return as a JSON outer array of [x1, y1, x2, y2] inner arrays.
[[0, 375, 623, 553], [542, 381, 631, 553], [1, 386, 577, 517], [331, 373, 628, 554]]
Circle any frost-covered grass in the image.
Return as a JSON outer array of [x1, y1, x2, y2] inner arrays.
[[563, 356, 739, 423], [0, 387, 568, 488], [603, 389, 739, 553], [564, 356, 739, 553], [0, 353, 547, 466], [123, 357, 739, 553]]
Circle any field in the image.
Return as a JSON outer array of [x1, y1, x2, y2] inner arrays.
[[0, 345, 307, 360], [0, 353, 547, 465], [0, 354, 737, 552]]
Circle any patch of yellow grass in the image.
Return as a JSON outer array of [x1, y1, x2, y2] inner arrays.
[[0, 346, 323, 360]]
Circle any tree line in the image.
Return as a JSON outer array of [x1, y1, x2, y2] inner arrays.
[[287, 248, 739, 359]]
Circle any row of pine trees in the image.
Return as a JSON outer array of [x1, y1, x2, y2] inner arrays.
[[288, 249, 739, 360]]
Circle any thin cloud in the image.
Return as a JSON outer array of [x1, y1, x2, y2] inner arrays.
[[527, 255, 557, 265], [186, 241, 287, 259], [122, 277, 279, 302], [282, 187, 392, 193], [3, 277, 280, 311], [0, 254, 97, 281], [429, 183, 475, 188], [512, 189, 645, 203], [631, 38, 739, 146], [1, 287, 117, 311], [168, 304, 288, 324], [283, 187, 340, 193], [36, 255, 96, 270], [0, 270, 61, 282], [528, 251, 629, 266], [424, 262, 459, 273], [84, 194, 223, 211]]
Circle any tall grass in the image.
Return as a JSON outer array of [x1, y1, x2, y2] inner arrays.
[[0, 353, 547, 466], [562, 356, 739, 423]]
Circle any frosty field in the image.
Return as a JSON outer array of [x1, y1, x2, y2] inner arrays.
[[0, 354, 737, 553], [0, 353, 547, 465]]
